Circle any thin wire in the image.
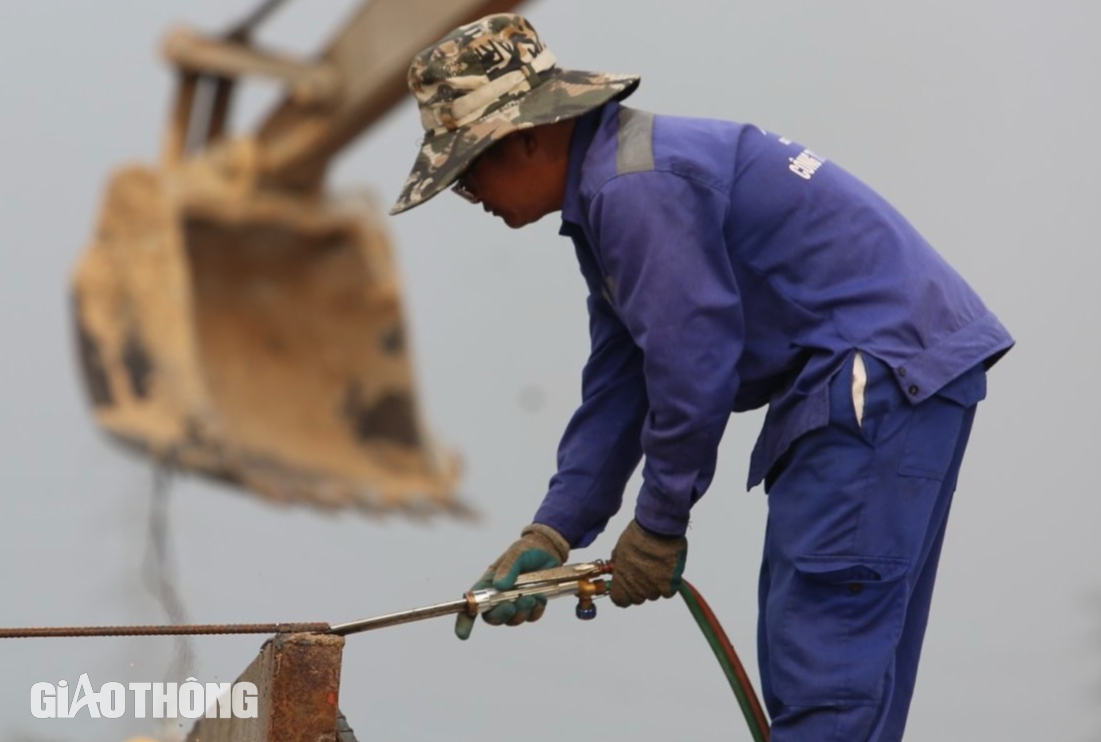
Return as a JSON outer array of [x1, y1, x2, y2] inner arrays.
[[1, 461, 330, 639], [143, 462, 195, 683]]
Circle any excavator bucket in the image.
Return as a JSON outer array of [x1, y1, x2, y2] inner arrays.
[[70, 0, 527, 514], [72, 165, 462, 513]]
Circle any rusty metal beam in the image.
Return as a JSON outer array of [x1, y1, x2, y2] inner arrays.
[[184, 632, 352, 742]]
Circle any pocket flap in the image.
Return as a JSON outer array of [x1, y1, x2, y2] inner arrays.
[[934, 364, 987, 407], [793, 555, 909, 584]]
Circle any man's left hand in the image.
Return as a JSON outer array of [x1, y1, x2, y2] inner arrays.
[[609, 519, 688, 606]]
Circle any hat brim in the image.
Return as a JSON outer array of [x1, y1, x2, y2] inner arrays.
[[389, 68, 640, 216]]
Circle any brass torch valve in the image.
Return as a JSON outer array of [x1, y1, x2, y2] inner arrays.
[[574, 576, 608, 620]]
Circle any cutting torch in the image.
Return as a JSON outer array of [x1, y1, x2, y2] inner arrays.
[[330, 560, 614, 636]]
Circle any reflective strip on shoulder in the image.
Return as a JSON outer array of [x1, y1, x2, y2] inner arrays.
[[616, 107, 656, 175]]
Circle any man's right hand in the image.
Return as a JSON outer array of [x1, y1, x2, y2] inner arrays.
[[454, 523, 570, 640]]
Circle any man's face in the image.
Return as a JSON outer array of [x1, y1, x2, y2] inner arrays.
[[452, 132, 558, 229]]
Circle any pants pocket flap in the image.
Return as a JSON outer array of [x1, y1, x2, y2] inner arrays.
[[793, 555, 909, 584]]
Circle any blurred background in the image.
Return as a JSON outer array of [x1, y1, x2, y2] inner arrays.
[[0, 1, 1098, 740]]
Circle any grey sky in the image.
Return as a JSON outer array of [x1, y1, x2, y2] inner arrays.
[[0, 1, 1098, 740]]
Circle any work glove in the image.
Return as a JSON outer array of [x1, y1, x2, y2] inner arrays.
[[609, 519, 687, 607], [454, 523, 570, 640]]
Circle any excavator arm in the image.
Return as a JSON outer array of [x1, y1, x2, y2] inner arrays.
[[256, 0, 528, 189], [162, 0, 526, 187]]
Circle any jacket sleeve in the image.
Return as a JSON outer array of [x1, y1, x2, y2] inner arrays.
[[588, 171, 744, 537], [533, 245, 649, 548]]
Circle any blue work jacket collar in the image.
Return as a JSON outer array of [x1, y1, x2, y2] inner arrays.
[[559, 105, 607, 234]]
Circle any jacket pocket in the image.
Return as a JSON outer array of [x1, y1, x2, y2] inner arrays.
[[776, 555, 910, 706]]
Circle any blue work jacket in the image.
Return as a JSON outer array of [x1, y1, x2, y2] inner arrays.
[[533, 101, 1013, 547]]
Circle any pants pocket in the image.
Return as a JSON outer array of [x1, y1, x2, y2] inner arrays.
[[776, 555, 910, 707], [898, 396, 966, 480], [898, 363, 986, 480], [852, 350, 867, 429]]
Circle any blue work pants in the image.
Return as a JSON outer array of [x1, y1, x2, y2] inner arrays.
[[757, 352, 984, 741]]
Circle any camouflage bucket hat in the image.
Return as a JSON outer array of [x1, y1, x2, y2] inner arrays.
[[389, 13, 640, 215]]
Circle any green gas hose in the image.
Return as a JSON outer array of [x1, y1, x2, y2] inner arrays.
[[679, 580, 771, 741]]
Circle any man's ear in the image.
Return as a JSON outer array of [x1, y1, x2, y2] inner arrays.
[[520, 128, 539, 157]]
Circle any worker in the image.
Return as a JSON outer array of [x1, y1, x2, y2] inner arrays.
[[390, 13, 1013, 742]]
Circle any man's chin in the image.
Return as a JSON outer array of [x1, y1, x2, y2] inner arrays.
[[502, 211, 542, 229]]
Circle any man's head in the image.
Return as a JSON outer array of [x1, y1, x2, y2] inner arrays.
[[389, 13, 640, 219]]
